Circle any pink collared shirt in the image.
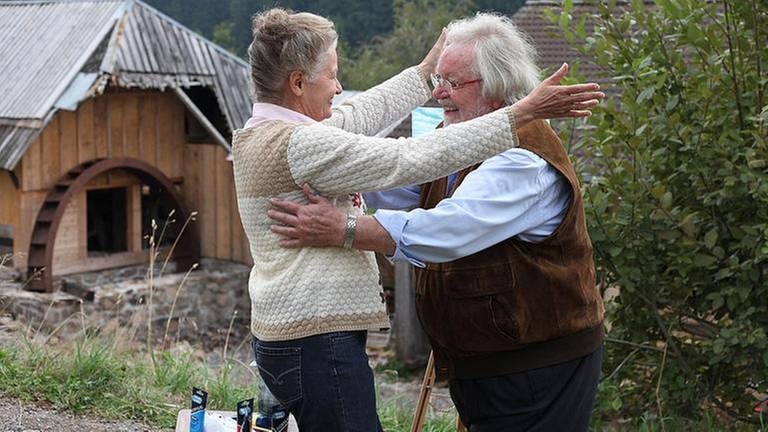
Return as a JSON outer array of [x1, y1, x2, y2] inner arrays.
[[243, 103, 316, 129]]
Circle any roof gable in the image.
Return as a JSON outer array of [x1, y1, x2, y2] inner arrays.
[[0, 0, 251, 171], [0, 0, 123, 121]]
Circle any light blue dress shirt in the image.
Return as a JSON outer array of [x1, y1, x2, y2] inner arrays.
[[365, 148, 571, 267]]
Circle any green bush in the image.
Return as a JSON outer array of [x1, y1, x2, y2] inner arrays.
[[558, 0, 768, 424]]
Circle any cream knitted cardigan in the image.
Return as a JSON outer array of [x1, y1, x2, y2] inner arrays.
[[232, 66, 520, 341]]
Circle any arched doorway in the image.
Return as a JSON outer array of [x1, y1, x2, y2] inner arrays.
[[26, 158, 200, 292]]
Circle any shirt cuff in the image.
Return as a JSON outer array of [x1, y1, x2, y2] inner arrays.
[[373, 210, 426, 268]]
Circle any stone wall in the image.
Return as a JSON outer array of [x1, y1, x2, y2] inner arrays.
[[0, 258, 251, 345]]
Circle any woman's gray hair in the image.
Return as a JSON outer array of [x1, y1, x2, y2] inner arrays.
[[446, 13, 540, 104], [248, 8, 338, 103]]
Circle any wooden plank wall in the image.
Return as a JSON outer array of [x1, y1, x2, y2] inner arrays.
[[11, 89, 250, 272], [52, 193, 84, 269], [183, 144, 251, 265], [19, 92, 186, 193], [0, 171, 18, 229], [15, 91, 186, 271], [0, 171, 20, 263]]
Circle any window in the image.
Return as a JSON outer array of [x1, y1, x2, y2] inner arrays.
[[182, 87, 229, 144], [141, 185, 178, 249], [86, 188, 127, 255]]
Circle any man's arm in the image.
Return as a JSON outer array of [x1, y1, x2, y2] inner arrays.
[[268, 185, 396, 254], [269, 150, 570, 265], [362, 185, 422, 211]]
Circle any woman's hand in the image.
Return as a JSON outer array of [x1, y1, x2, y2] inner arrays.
[[511, 63, 605, 125], [418, 28, 447, 77]]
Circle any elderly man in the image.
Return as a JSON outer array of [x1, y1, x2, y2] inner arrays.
[[268, 12, 605, 432]]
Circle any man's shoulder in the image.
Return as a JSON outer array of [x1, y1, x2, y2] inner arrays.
[[486, 148, 548, 168]]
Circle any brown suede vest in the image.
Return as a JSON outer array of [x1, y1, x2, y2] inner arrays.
[[414, 120, 604, 380]]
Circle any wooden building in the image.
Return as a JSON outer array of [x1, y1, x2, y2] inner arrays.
[[0, 0, 253, 291]]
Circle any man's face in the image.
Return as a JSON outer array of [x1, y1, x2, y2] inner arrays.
[[432, 43, 503, 126]]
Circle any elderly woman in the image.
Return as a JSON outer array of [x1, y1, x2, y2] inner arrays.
[[233, 8, 603, 432]]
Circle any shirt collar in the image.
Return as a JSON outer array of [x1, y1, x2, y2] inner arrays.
[[243, 102, 317, 129]]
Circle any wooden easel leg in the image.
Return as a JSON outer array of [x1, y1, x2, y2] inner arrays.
[[411, 351, 468, 432], [456, 416, 468, 432], [410, 351, 436, 432]]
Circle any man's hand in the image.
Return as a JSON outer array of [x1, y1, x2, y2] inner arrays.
[[512, 63, 605, 125], [268, 184, 347, 248]]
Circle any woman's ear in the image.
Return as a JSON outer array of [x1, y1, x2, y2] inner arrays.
[[288, 70, 304, 96]]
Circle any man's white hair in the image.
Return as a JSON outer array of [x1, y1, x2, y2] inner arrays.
[[446, 13, 540, 104]]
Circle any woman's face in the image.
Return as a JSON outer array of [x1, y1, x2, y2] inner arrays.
[[301, 48, 343, 121]]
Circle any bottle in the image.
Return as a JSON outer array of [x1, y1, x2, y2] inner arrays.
[[236, 398, 253, 432], [255, 379, 290, 432], [189, 387, 207, 432]]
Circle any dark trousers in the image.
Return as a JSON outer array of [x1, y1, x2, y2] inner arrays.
[[252, 331, 383, 432], [449, 346, 603, 432]]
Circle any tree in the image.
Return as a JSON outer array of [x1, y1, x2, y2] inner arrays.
[[145, 0, 229, 39], [560, 0, 768, 424], [309, 0, 394, 50], [212, 20, 236, 54], [340, 0, 475, 90], [143, 0, 527, 71]]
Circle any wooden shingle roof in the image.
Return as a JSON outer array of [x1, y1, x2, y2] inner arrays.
[[0, 0, 251, 171]]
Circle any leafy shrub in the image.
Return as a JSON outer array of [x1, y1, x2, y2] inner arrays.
[[558, 0, 768, 423]]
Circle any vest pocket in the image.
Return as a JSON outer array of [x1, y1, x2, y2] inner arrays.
[[490, 295, 520, 341], [443, 269, 514, 298], [418, 270, 520, 352]]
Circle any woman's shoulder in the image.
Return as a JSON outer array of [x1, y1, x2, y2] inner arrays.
[[233, 120, 308, 150], [234, 120, 301, 136]]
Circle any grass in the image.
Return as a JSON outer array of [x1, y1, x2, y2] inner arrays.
[[0, 322, 762, 431], [0, 334, 258, 426], [379, 398, 457, 431], [0, 217, 263, 429], [0, 332, 461, 430], [591, 412, 761, 432], [375, 357, 421, 382]]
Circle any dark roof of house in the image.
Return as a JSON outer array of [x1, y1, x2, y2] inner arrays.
[[512, 1, 612, 88], [0, 0, 251, 171]]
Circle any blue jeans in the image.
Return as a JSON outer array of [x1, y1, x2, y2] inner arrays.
[[252, 331, 383, 432]]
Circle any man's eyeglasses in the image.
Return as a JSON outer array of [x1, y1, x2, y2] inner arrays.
[[430, 73, 483, 91]]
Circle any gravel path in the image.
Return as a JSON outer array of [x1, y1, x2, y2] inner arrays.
[[0, 396, 168, 432]]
